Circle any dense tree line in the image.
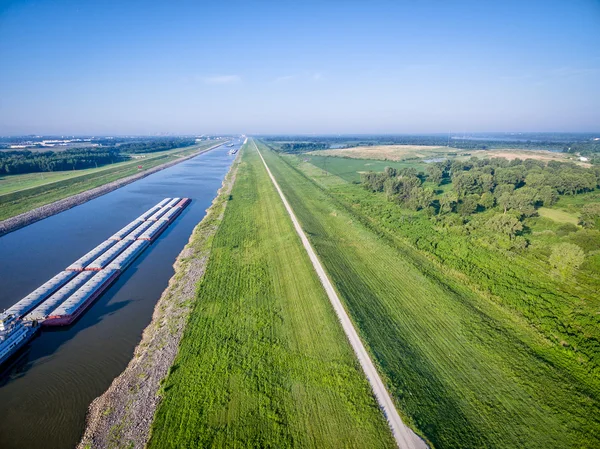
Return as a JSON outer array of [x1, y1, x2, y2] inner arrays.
[[265, 134, 600, 155], [0, 138, 196, 175], [115, 138, 196, 154], [361, 157, 600, 273], [279, 142, 329, 153], [0, 148, 124, 175], [363, 157, 600, 216]]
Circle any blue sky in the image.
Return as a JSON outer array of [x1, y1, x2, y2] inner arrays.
[[0, 0, 599, 135]]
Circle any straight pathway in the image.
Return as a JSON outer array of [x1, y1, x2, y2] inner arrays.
[[253, 139, 425, 449]]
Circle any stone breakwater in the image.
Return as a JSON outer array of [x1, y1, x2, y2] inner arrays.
[[0, 143, 224, 237]]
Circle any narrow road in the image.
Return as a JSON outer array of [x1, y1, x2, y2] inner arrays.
[[253, 139, 424, 449]]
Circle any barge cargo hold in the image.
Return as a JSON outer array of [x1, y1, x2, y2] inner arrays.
[[109, 219, 144, 241], [106, 240, 149, 271], [0, 314, 39, 367], [155, 198, 172, 208], [175, 198, 191, 208], [3, 271, 77, 318], [67, 240, 117, 271], [44, 269, 120, 326], [147, 206, 171, 222], [124, 220, 154, 240], [136, 205, 161, 221], [86, 239, 133, 271], [137, 220, 168, 241], [159, 206, 183, 223], [164, 197, 181, 208], [24, 271, 96, 321]]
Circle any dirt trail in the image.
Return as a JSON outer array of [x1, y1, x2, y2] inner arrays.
[[77, 152, 240, 449], [254, 139, 426, 449], [0, 142, 225, 237]]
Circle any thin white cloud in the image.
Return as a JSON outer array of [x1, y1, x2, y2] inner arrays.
[[275, 75, 296, 83], [201, 75, 241, 85]]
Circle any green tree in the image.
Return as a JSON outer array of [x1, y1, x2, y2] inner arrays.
[[485, 214, 523, 239], [549, 243, 585, 279], [537, 185, 558, 206], [579, 203, 600, 228], [426, 165, 443, 185], [438, 192, 458, 214], [458, 194, 479, 216], [479, 192, 495, 209], [525, 172, 547, 189]]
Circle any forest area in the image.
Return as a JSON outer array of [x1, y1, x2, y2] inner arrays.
[[0, 138, 195, 175]]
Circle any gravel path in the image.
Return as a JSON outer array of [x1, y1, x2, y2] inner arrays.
[[254, 139, 426, 449], [0, 143, 224, 237]]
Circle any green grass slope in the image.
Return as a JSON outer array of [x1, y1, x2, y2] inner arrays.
[[0, 142, 217, 221], [147, 143, 395, 448], [259, 142, 600, 448]]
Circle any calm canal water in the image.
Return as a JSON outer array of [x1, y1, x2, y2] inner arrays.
[[0, 140, 239, 449]]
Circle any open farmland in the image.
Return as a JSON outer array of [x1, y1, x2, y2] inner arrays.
[[312, 144, 586, 166], [312, 145, 450, 161], [260, 141, 600, 448], [147, 143, 396, 448], [0, 142, 218, 221]]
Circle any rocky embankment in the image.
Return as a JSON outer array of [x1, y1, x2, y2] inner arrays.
[[0, 143, 223, 237], [77, 154, 240, 449]]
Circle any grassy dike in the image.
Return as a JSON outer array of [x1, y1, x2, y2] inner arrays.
[[78, 146, 240, 449], [0, 141, 220, 222], [259, 142, 600, 448], [146, 142, 396, 448]]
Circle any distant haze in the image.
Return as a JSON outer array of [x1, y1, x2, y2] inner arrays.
[[0, 0, 599, 135]]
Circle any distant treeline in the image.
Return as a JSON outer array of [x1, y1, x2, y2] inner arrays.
[[265, 135, 600, 157], [0, 148, 124, 175], [279, 142, 329, 153], [0, 138, 196, 175], [362, 157, 599, 213], [115, 138, 196, 154]]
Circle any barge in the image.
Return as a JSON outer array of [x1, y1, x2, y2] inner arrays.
[[3, 271, 77, 317], [85, 239, 132, 271], [24, 271, 96, 322], [106, 240, 149, 271], [1, 197, 191, 364], [44, 269, 120, 326], [109, 219, 144, 241], [67, 240, 116, 271]]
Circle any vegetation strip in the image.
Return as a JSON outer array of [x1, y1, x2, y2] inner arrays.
[[0, 142, 225, 236], [262, 144, 599, 448], [253, 139, 423, 449], [77, 151, 241, 449], [147, 141, 395, 448]]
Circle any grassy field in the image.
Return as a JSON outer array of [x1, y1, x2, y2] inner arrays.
[[310, 145, 586, 166], [303, 154, 424, 183], [259, 141, 600, 448], [0, 142, 218, 221], [147, 143, 395, 448], [537, 207, 580, 225]]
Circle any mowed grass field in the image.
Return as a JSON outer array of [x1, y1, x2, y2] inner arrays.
[[259, 142, 600, 448], [147, 143, 395, 448], [0, 141, 219, 221]]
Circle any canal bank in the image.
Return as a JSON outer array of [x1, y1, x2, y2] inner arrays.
[[0, 141, 240, 449], [78, 148, 241, 449], [0, 141, 227, 237]]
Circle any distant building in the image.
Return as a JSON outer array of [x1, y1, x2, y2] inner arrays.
[[579, 156, 589, 162]]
